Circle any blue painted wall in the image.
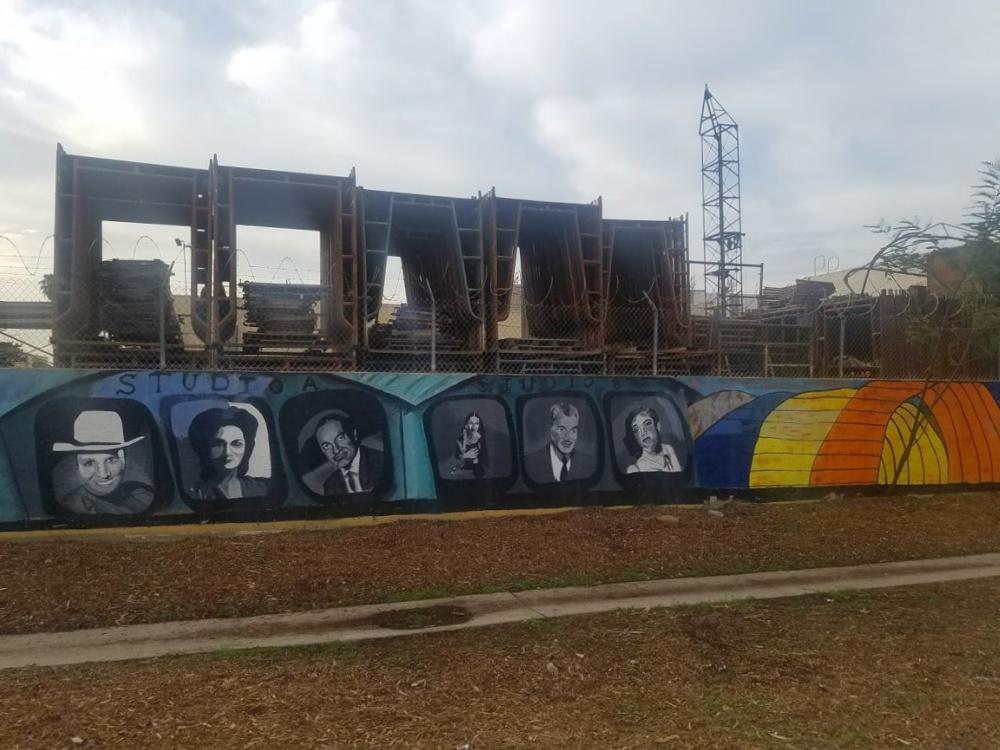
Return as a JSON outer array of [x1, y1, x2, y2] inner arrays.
[[0, 370, 997, 526]]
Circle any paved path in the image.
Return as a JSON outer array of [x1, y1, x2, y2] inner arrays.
[[3, 553, 1000, 671]]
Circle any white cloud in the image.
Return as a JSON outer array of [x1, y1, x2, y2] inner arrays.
[[0, 0, 176, 149], [226, 44, 293, 91], [0, 0, 998, 288]]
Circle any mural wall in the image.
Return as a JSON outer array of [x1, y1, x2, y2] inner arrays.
[[0, 370, 997, 526]]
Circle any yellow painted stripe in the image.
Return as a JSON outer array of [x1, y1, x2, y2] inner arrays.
[[750, 388, 858, 487], [758, 422, 839, 441], [750, 469, 813, 487], [0, 506, 582, 542], [752, 453, 817, 471], [878, 402, 948, 486], [765, 408, 845, 423], [754, 438, 826, 455]]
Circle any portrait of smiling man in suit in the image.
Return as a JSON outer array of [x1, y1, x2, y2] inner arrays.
[[523, 400, 597, 484]]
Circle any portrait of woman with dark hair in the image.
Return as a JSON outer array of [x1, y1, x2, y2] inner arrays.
[[187, 406, 269, 500], [450, 411, 489, 479], [624, 406, 682, 474]]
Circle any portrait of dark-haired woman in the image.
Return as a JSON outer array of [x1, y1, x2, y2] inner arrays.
[[187, 406, 269, 501], [450, 411, 489, 479], [623, 406, 682, 474]]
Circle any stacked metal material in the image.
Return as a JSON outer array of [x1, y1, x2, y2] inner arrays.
[[241, 282, 322, 348], [0, 342, 24, 367], [759, 279, 834, 319], [368, 305, 463, 352], [0, 301, 53, 329], [97, 260, 182, 343], [497, 336, 602, 374]]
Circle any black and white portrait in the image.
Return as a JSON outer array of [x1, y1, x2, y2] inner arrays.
[[606, 393, 690, 484], [280, 390, 390, 503], [624, 407, 682, 473], [426, 397, 514, 482], [520, 395, 600, 486], [34, 398, 168, 517], [166, 398, 280, 506]]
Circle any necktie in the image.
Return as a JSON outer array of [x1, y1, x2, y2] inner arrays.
[[559, 454, 569, 482], [346, 471, 360, 493]]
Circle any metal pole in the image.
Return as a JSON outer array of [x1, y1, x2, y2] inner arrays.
[[643, 292, 658, 377], [838, 314, 846, 378], [160, 261, 174, 370], [158, 279, 166, 369], [425, 278, 436, 372]]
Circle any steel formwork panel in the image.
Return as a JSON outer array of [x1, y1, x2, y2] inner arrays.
[[359, 189, 484, 360], [47, 147, 700, 375], [52, 145, 208, 363], [604, 217, 690, 351]]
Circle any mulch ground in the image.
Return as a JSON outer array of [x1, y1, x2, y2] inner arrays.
[[3, 577, 1000, 749], [2, 491, 1000, 635]]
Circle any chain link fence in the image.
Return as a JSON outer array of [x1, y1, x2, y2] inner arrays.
[[1, 248, 998, 378]]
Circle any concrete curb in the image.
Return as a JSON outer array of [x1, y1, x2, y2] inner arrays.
[[3, 552, 999, 670]]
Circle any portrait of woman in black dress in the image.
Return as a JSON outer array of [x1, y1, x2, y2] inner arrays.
[[450, 411, 489, 479]]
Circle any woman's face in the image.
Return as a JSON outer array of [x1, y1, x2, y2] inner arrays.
[[464, 415, 481, 442], [210, 425, 246, 472], [76, 451, 124, 496], [630, 412, 660, 452]]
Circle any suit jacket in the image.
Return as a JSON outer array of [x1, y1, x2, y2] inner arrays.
[[322, 445, 384, 496], [524, 445, 595, 484]]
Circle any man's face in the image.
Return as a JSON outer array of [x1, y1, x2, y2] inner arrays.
[[76, 450, 124, 496], [317, 419, 358, 469], [549, 412, 579, 456], [631, 412, 660, 452]]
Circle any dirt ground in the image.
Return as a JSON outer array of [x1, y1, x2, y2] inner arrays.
[[2, 491, 1000, 635], [2, 577, 1000, 749]]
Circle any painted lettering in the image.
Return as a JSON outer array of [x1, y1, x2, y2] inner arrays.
[[115, 372, 136, 396]]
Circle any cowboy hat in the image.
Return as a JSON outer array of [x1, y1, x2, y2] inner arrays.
[[52, 410, 145, 453]]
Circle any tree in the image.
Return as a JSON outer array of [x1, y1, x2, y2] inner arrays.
[[852, 160, 1000, 484]]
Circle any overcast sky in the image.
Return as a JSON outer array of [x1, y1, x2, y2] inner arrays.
[[1, 0, 998, 294]]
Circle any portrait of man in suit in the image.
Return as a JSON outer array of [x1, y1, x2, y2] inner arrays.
[[523, 401, 597, 484], [314, 410, 384, 496]]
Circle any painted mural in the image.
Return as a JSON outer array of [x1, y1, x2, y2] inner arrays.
[[688, 378, 1000, 489], [0, 370, 998, 526]]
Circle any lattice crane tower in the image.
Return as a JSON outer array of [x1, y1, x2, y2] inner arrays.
[[700, 86, 744, 318]]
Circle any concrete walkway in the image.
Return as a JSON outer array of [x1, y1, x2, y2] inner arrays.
[[3, 552, 1000, 671]]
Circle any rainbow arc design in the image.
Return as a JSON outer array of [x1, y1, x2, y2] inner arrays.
[[748, 381, 1000, 488]]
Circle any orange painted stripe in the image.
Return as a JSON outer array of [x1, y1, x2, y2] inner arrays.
[[811, 454, 882, 471], [822, 423, 886, 441], [956, 383, 989, 482], [970, 384, 1000, 480], [811, 469, 876, 485], [809, 381, 913, 485], [928, 384, 978, 483], [809, 381, 945, 487], [925, 384, 961, 483]]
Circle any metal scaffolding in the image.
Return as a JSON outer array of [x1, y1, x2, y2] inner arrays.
[[700, 85, 745, 318]]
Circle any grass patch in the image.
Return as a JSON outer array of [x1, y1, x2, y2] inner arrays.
[[380, 573, 603, 604], [817, 588, 867, 604], [506, 572, 599, 591], [381, 585, 465, 603], [521, 617, 566, 634], [211, 605, 244, 620], [205, 639, 361, 662]]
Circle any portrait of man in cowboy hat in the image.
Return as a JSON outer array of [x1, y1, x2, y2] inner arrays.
[[51, 410, 155, 515]]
